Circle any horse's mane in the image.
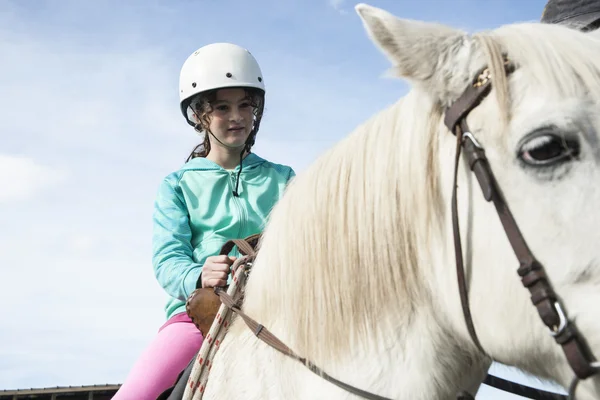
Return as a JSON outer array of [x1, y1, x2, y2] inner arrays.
[[241, 22, 600, 366], [242, 90, 445, 365]]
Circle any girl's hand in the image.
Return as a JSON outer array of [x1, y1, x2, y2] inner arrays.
[[201, 255, 236, 288]]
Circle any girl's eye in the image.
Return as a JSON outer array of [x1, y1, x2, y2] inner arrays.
[[215, 105, 229, 112]]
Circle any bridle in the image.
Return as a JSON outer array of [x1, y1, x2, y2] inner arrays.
[[444, 59, 600, 398], [206, 60, 600, 400]]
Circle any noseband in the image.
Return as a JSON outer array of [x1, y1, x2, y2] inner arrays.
[[443, 59, 600, 398]]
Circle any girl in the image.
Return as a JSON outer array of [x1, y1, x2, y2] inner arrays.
[[113, 42, 296, 400]]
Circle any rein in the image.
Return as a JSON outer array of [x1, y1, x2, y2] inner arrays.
[[183, 236, 393, 400], [215, 288, 394, 400], [182, 238, 260, 400]]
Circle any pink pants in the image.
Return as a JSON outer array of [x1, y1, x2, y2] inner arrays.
[[112, 313, 204, 400]]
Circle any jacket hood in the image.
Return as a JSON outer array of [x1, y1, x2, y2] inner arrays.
[[179, 152, 266, 172]]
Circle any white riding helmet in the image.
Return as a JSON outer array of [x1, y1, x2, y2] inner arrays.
[[179, 42, 266, 126]]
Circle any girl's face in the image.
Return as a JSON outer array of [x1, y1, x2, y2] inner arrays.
[[204, 88, 255, 150]]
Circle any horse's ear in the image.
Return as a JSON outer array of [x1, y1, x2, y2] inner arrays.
[[355, 3, 473, 104]]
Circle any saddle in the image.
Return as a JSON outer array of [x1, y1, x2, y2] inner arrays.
[[185, 233, 261, 337]]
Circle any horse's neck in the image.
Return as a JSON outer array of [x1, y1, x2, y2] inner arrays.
[[204, 304, 489, 400]]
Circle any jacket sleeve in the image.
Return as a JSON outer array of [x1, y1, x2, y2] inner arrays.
[[152, 174, 202, 300], [286, 167, 296, 183]]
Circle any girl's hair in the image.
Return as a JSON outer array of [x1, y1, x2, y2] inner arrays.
[[185, 87, 265, 162]]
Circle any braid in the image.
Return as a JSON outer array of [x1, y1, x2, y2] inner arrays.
[[186, 132, 211, 162]]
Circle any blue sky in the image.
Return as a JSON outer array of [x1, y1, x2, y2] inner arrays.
[[0, 0, 567, 398]]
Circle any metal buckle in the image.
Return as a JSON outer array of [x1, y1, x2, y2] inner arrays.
[[549, 301, 568, 337], [462, 131, 484, 149]]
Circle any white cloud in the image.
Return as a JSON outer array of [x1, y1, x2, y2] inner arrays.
[[329, 0, 347, 14], [329, 0, 344, 10], [0, 155, 68, 202], [68, 235, 95, 252]]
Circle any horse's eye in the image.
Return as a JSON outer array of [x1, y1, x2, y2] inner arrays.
[[519, 133, 579, 166]]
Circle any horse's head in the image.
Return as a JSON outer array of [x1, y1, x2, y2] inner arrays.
[[357, 3, 600, 397]]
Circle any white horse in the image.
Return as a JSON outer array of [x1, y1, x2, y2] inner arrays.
[[201, 3, 600, 399]]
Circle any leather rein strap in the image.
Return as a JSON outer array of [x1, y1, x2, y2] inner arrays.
[[219, 234, 261, 258], [216, 289, 393, 400], [443, 61, 599, 395], [215, 238, 394, 400]]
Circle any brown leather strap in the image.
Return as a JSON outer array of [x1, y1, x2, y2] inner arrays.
[[450, 122, 485, 354], [483, 374, 566, 400], [443, 68, 493, 134], [219, 233, 261, 257], [196, 234, 262, 290], [444, 61, 599, 382], [443, 61, 515, 136], [215, 288, 394, 400]]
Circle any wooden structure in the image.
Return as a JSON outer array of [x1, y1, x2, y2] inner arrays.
[[0, 384, 121, 400]]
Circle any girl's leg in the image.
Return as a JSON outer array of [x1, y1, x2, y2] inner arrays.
[[112, 314, 203, 400]]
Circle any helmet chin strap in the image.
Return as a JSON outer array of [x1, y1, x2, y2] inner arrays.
[[201, 125, 249, 198], [232, 144, 250, 197]]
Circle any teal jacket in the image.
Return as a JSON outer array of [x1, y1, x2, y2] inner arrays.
[[152, 153, 295, 320]]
